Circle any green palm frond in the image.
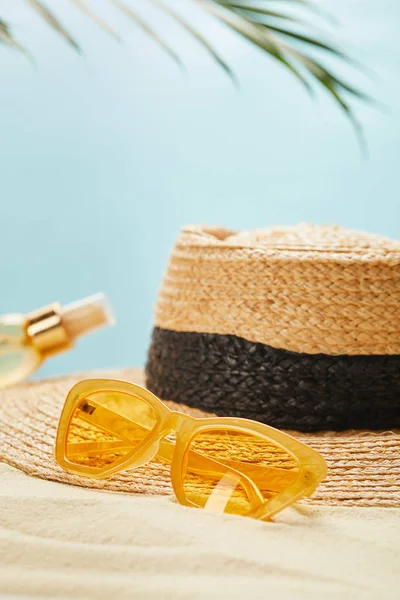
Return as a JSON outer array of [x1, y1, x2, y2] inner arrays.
[[1, 0, 371, 139]]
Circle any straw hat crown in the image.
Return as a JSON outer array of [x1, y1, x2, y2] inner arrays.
[[154, 224, 400, 355]]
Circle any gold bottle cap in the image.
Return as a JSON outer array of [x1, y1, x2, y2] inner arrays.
[[25, 293, 115, 358]]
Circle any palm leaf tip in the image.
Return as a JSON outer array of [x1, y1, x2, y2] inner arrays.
[[69, 0, 122, 42], [110, 0, 184, 70], [26, 0, 82, 53], [288, 50, 370, 150], [200, 0, 370, 142], [0, 19, 32, 60], [0, 19, 12, 45], [150, 0, 238, 85]]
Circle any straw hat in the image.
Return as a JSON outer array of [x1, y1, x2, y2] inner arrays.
[[0, 224, 399, 509], [0, 368, 399, 508], [146, 224, 400, 432]]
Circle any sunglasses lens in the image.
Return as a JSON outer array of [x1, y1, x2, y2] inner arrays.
[[65, 391, 158, 469], [182, 429, 299, 516]]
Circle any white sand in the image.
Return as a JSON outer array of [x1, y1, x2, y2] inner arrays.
[[0, 462, 399, 599]]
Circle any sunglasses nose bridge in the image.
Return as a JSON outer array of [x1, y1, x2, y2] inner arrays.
[[167, 411, 195, 434]]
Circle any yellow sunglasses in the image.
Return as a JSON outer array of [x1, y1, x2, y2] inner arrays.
[[55, 379, 327, 520]]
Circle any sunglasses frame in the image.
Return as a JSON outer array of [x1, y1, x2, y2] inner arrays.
[[55, 379, 327, 520]]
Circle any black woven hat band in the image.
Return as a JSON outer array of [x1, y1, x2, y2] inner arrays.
[[145, 327, 400, 433]]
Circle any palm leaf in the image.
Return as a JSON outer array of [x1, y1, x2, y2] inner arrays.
[[0, 20, 21, 51], [220, 0, 338, 24], [286, 48, 371, 150], [149, 0, 237, 84], [248, 22, 362, 67], [109, 0, 184, 69], [26, 0, 82, 53], [223, 5, 310, 25], [1, 0, 370, 138], [198, 1, 370, 137], [0, 19, 32, 62], [196, 1, 314, 93], [69, 0, 122, 42]]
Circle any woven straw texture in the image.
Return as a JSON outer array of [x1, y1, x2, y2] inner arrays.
[[0, 369, 399, 508], [154, 224, 400, 355], [146, 328, 400, 432]]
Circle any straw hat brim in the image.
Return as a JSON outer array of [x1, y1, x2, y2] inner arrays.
[[0, 368, 399, 508]]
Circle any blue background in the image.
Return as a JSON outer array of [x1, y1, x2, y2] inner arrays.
[[0, 0, 399, 378]]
